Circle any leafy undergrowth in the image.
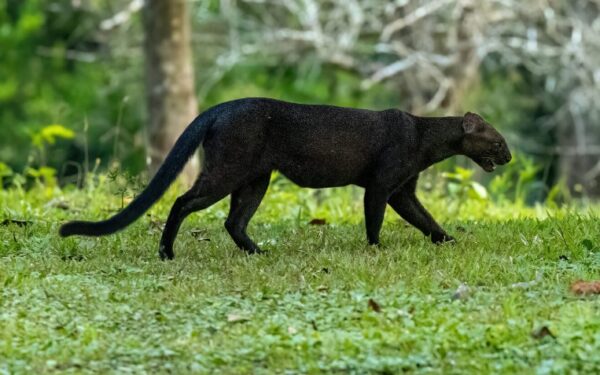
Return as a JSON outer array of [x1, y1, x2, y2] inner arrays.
[[1, 179, 600, 374]]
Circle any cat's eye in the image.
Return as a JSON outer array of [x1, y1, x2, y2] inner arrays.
[[493, 142, 501, 149]]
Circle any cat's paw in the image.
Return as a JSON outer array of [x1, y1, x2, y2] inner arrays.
[[159, 245, 174, 260]]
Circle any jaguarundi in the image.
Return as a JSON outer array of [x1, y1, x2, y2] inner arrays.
[[60, 98, 512, 259]]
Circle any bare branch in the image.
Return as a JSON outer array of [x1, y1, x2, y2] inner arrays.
[[100, 0, 144, 31]]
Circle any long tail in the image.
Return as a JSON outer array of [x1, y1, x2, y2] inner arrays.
[[59, 112, 214, 237]]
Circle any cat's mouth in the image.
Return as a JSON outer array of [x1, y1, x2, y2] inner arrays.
[[475, 157, 497, 172]]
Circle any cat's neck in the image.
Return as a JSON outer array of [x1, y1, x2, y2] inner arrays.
[[412, 115, 464, 168]]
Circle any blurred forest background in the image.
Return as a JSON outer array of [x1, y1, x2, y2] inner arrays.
[[1, 0, 599, 200]]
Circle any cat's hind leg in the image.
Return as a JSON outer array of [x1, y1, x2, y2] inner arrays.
[[224, 173, 271, 254]]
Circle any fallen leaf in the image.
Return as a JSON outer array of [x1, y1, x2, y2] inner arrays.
[[367, 298, 381, 313], [227, 313, 250, 323], [531, 326, 555, 339], [309, 218, 327, 225], [451, 283, 471, 300], [189, 229, 211, 241], [571, 280, 600, 295]]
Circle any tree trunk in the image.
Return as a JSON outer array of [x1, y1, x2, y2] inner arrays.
[[142, 0, 198, 184]]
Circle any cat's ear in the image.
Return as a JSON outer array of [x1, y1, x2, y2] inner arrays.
[[462, 112, 481, 134]]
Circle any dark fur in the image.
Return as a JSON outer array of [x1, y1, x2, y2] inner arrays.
[[60, 98, 511, 259]]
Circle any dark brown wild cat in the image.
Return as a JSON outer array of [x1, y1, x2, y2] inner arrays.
[[60, 98, 512, 259]]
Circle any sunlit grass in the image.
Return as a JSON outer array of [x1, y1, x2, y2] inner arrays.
[[1, 178, 599, 373]]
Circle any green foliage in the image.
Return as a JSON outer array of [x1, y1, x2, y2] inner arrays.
[[464, 64, 562, 194], [444, 166, 489, 200], [105, 164, 146, 209], [29, 124, 75, 168], [437, 152, 570, 217], [488, 154, 547, 205], [25, 166, 58, 191], [30, 124, 75, 148], [0, 179, 599, 373], [546, 179, 571, 207], [440, 166, 490, 217], [0, 0, 146, 175], [463, 67, 538, 133], [0, 162, 13, 188], [0, 1, 581, 202]]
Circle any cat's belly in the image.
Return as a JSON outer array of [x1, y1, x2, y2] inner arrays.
[[275, 156, 368, 188]]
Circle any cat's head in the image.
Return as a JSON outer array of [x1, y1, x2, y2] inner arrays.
[[460, 112, 511, 172]]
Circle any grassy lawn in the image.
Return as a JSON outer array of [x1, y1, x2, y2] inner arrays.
[[1, 176, 600, 373]]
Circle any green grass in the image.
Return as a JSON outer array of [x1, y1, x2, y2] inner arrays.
[[1, 177, 600, 374]]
